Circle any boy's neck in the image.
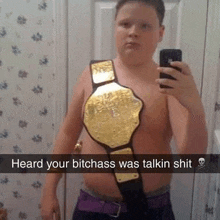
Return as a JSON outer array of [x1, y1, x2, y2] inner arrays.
[[115, 55, 157, 74]]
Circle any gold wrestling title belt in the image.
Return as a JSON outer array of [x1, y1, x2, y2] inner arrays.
[[83, 60, 147, 214]]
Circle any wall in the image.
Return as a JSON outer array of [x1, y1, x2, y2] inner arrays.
[[0, 0, 57, 219]]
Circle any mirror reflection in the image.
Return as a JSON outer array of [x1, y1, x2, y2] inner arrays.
[[0, 0, 219, 219]]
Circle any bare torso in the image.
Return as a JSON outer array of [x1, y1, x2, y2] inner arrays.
[[79, 58, 173, 200]]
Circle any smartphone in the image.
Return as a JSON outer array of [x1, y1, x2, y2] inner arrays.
[[159, 49, 182, 88]]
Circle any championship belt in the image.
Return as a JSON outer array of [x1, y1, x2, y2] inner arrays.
[[83, 60, 147, 217]]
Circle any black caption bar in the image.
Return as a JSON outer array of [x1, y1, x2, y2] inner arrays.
[[0, 154, 219, 173]]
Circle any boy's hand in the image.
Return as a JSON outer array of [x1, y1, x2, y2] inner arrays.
[[156, 61, 201, 112], [41, 193, 61, 220]]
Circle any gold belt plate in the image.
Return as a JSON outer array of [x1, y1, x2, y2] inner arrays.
[[84, 82, 143, 148], [110, 148, 139, 183], [91, 60, 115, 84]]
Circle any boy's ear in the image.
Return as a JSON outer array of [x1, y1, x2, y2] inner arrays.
[[159, 25, 165, 42]]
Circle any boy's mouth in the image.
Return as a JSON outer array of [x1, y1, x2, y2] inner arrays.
[[126, 41, 139, 45], [126, 42, 140, 48]]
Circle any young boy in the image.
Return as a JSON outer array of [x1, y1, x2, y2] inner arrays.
[[41, 0, 207, 219]]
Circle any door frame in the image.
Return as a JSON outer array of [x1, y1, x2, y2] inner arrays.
[[53, 0, 68, 219], [194, 0, 220, 219]]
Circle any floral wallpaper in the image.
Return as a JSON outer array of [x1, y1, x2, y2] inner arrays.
[[0, 0, 57, 219]]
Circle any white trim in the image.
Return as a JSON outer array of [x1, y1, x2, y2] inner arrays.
[[191, 0, 209, 219], [53, 0, 68, 137], [214, 130, 220, 150], [201, 0, 220, 154], [94, 1, 117, 59], [192, 0, 220, 219], [176, 0, 183, 49], [53, 0, 68, 219], [165, 3, 178, 11], [192, 174, 210, 220]]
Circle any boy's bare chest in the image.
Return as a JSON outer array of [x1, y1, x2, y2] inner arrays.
[[118, 77, 169, 131], [83, 67, 169, 133]]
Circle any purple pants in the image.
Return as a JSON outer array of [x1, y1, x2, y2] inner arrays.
[[72, 189, 175, 220]]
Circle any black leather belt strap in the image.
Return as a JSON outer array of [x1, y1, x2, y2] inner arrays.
[[83, 60, 148, 216]]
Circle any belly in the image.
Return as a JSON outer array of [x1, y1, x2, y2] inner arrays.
[[79, 128, 173, 200], [83, 173, 172, 200]]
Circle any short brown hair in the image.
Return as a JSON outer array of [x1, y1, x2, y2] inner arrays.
[[115, 0, 165, 26]]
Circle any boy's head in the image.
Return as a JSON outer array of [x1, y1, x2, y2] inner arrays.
[[114, 0, 165, 63], [115, 0, 165, 26]]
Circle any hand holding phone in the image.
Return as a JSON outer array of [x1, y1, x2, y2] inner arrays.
[[159, 49, 182, 88]]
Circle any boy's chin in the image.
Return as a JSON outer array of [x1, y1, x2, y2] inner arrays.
[[121, 55, 151, 66], [122, 51, 152, 61]]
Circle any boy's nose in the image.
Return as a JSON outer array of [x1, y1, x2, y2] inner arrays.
[[128, 25, 139, 37]]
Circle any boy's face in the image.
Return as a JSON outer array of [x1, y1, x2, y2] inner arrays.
[[115, 2, 164, 62]]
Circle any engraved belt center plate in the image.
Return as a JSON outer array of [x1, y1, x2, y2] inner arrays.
[[84, 82, 143, 148]]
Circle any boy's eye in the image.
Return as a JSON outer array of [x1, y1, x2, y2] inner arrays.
[[142, 23, 152, 30], [120, 22, 130, 27]]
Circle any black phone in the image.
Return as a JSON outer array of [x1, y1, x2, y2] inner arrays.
[[159, 49, 182, 88]]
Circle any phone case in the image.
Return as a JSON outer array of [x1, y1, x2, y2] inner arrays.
[[159, 49, 182, 88]]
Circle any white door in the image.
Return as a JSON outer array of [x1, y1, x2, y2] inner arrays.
[[66, 0, 208, 219]]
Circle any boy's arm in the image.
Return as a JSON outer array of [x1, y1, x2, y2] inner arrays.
[[167, 95, 207, 154], [41, 67, 89, 219], [156, 62, 208, 154], [44, 66, 87, 190]]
